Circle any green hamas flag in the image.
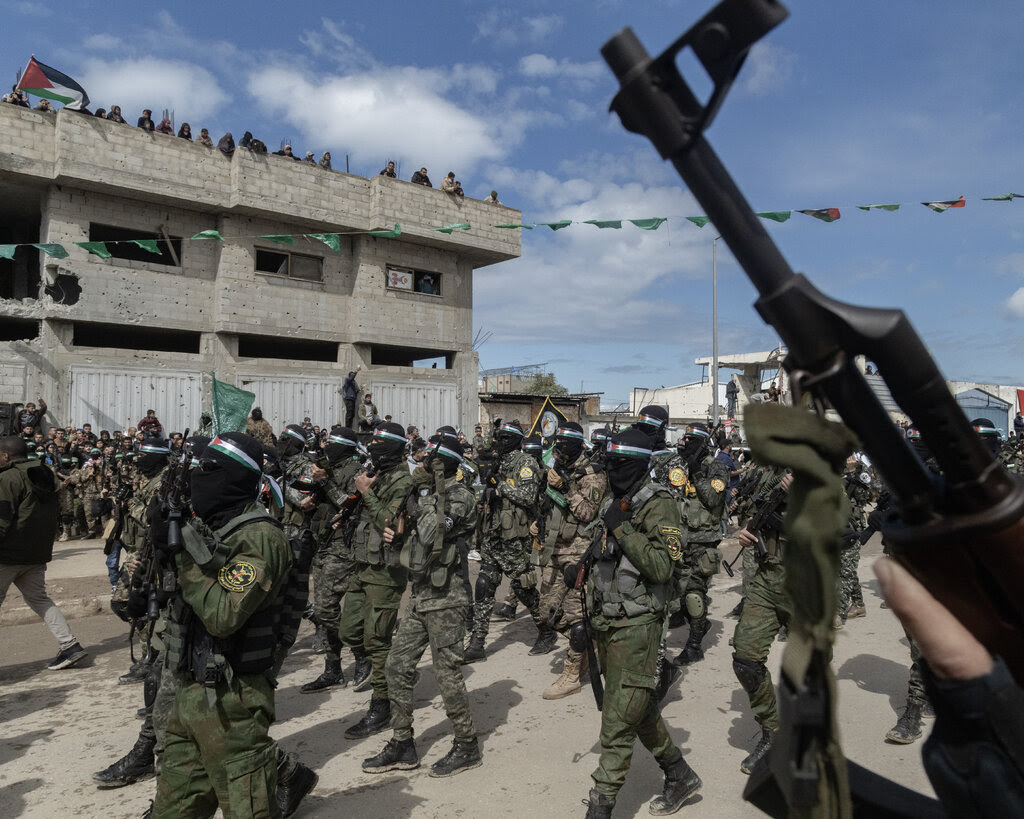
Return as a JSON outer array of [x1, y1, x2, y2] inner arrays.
[[211, 374, 255, 435], [756, 211, 791, 223], [584, 219, 622, 229], [538, 220, 572, 231], [629, 217, 667, 230], [686, 216, 711, 227], [33, 243, 69, 259], [308, 233, 341, 252], [130, 239, 160, 254], [260, 234, 295, 244], [369, 224, 402, 238], [76, 241, 112, 258]]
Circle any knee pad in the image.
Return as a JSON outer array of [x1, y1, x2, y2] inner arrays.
[[732, 654, 767, 694], [684, 591, 705, 619], [475, 572, 497, 601], [568, 621, 589, 653]]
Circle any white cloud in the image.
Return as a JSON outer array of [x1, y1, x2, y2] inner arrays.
[[476, 11, 564, 47], [519, 54, 605, 83], [740, 42, 797, 96], [1006, 287, 1024, 318], [83, 33, 122, 51], [80, 58, 228, 121], [248, 66, 504, 171]]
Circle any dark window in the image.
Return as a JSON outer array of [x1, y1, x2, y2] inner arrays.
[[0, 318, 39, 341], [72, 321, 200, 353], [370, 344, 453, 368], [255, 249, 323, 282], [237, 334, 337, 362], [88, 224, 182, 266], [386, 266, 441, 296]]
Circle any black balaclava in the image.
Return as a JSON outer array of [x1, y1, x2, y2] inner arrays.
[[368, 422, 407, 471], [606, 429, 653, 497], [522, 434, 544, 466], [427, 431, 463, 478], [678, 422, 711, 473], [251, 407, 264, 422], [277, 423, 308, 458], [186, 436, 211, 468], [590, 429, 611, 464], [494, 420, 525, 456], [971, 417, 1003, 458], [324, 426, 360, 465], [191, 432, 264, 528], [635, 405, 669, 450], [553, 422, 586, 467], [137, 438, 171, 478]]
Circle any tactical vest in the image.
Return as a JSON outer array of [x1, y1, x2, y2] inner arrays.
[[684, 454, 728, 539], [591, 481, 670, 620], [544, 460, 598, 549], [353, 465, 409, 568], [399, 481, 472, 588]]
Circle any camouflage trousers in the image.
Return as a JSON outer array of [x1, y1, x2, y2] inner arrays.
[[591, 618, 682, 800], [388, 588, 475, 743], [152, 673, 279, 819], [311, 547, 358, 643], [538, 545, 588, 635], [338, 565, 407, 701], [82, 489, 103, 533], [837, 540, 864, 615], [905, 629, 928, 707], [471, 533, 541, 639]]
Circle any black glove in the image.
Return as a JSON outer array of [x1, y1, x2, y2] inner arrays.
[[603, 500, 629, 534], [563, 562, 584, 588]]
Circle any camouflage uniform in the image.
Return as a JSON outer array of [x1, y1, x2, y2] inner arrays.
[[311, 455, 362, 642], [280, 452, 317, 540], [75, 460, 106, 535], [838, 466, 873, 616]]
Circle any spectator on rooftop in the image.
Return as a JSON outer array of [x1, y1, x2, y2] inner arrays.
[[274, 144, 298, 160], [156, 117, 174, 135], [137, 109, 155, 132], [3, 86, 30, 107], [93, 108, 106, 119], [177, 122, 192, 140], [34, 99, 53, 112], [250, 137, 267, 153], [411, 167, 432, 187], [441, 171, 457, 193], [217, 132, 235, 156], [454, 180, 464, 197], [304, 151, 316, 164], [319, 151, 332, 170], [238, 131, 254, 149], [107, 105, 126, 123], [380, 160, 397, 178], [484, 190, 501, 205], [197, 128, 213, 147]]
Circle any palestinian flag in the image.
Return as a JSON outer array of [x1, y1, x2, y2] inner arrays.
[[798, 207, 841, 222], [922, 196, 965, 213], [18, 57, 90, 110]]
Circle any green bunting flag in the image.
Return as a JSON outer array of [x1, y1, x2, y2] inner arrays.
[[798, 208, 841, 223], [130, 239, 160, 254], [629, 217, 667, 230], [856, 203, 900, 211], [495, 224, 533, 229], [76, 241, 112, 258], [538, 220, 572, 231], [192, 230, 224, 240], [435, 223, 471, 234], [0, 245, 17, 260], [686, 216, 711, 228], [922, 196, 965, 212], [584, 219, 622, 229], [210, 374, 255, 435], [369, 223, 402, 238], [308, 233, 341, 252], [981, 193, 1023, 201], [33, 243, 69, 258], [260, 234, 295, 244], [757, 211, 791, 223]]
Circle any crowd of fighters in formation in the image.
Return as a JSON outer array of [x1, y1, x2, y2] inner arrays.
[[15, 395, 1023, 817]]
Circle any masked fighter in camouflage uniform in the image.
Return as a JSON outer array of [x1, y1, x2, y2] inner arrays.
[[582, 429, 701, 818], [362, 430, 483, 778], [838, 455, 873, 622]]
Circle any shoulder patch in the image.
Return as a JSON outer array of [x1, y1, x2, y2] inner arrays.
[[668, 467, 686, 487], [661, 526, 683, 561], [711, 478, 726, 493], [218, 561, 257, 592], [505, 477, 516, 486], [455, 467, 464, 482], [519, 466, 534, 479], [591, 487, 601, 502]]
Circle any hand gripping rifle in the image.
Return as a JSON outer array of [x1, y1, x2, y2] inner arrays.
[[721, 481, 785, 577]]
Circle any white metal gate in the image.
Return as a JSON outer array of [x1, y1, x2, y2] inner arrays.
[[68, 365, 202, 434], [370, 380, 458, 434], [236, 374, 344, 434]]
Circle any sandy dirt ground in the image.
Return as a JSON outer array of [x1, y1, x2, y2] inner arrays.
[[0, 533, 936, 818]]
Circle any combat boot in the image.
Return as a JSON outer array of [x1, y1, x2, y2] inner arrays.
[[528, 624, 558, 656], [351, 656, 372, 692], [885, 703, 923, 744], [543, 649, 583, 700], [463, 634, 487, 664], [584, 789, 614, 818], [492, 601, 517, 620], [92, 736, 156, 788], [276, 760, 318, 817], [362, 736, 420, 773], [344, 697, 391, 740], [429, 737, 482, 777], [740, 727, 774, 774], [649, 756, 702, 815], [301, 656, 346, 693], [673, 619, 711, 666], [846, 603, 866, 619], [118, 653, 153, 685]]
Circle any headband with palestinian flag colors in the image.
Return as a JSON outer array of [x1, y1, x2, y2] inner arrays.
[[637, 412, 666, 429], [435, 443, 464, 463], [328, 433, 360, 448], [373, 427, 408, 445], [606, 440, 653, 459], [282, 427, 308, 443], [684, 425, 711, 438], [261, 474, 284, 508], [555, 425, 586, 441], [208, 435, 262, 473], [139, 441, 171, 455], [499, 422, 525, 437]]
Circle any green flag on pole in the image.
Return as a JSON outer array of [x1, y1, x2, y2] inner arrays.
[[211, 374, 255, 435], [76, 241, 112, 258]]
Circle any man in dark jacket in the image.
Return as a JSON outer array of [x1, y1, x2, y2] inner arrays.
[[343, 365, 361, 428], [0, 435, 87, 669]]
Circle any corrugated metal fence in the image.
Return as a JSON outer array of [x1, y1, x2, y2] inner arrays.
[[68, 365, 203, 434]]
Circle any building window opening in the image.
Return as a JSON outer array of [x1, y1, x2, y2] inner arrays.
[[88, 224, 182, 267], [72, 321, 200, 353], [370, 344, 453, 369], [255, 249, 323, 282], [0, 318, 40, 341], [237, 334, 338, 362], [386, 266, 441, 296]]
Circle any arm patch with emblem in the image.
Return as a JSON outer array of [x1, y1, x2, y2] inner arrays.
[[710, 478, 726, 493], [661, 525, 683, 561], [519, 466, 534, 480]]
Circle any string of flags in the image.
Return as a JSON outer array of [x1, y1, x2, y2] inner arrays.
[[1, 193, 1020, 261]]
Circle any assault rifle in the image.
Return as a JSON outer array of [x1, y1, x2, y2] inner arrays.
[[721, 480, 785, 577]]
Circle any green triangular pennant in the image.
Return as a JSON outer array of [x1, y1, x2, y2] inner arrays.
[[686, 216, 711, 228], [435, 223, 471, 234], [0, 244, 17, 260], [192, 230, 224, 240], [584, 219, 622, 229], [538, 220, 572, 231], [756, 211, 792, 223], [130, 239, 161, 254], [856, 203, 900, 211], [981, 193, 1023, 201], [75, 241, 112, 258], [629, 217, 667, 231], [32, 243, 69, 259], [369, 223, 402, 238], [259, 234, 295, 244], [308, 233, 341, 252], [494, 224, 533, 229]]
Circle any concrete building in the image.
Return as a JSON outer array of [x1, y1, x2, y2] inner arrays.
[[0, 105, 520, 434]]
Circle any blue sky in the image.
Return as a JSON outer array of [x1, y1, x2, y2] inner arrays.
[[5, 0, 1023, 406]]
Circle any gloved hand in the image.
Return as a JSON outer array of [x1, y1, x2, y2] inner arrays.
[[603, 500, 629, 534], [547, 468, 564, 489]]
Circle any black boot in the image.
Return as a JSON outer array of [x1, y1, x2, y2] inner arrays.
[[362, 736, 420, 773], [583, 788, 614, 818], [740, 727, 774, 775], [528, 624, 558, 656], [492, 602, 517, 621], [649, 756, 702, 814], [885, 702, 923, 744], [119, 658, 152, 685], [351, 656, 372, 692], [674, 619, 711, 666], [463, 634, 486, 664], [92, 735, 156, 788], [667, 608, 687, 629], [429, 737, 482, 778], [301, 656, 346, 693], [276, 761, 318, 817], [344, 697, 391, 740]]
